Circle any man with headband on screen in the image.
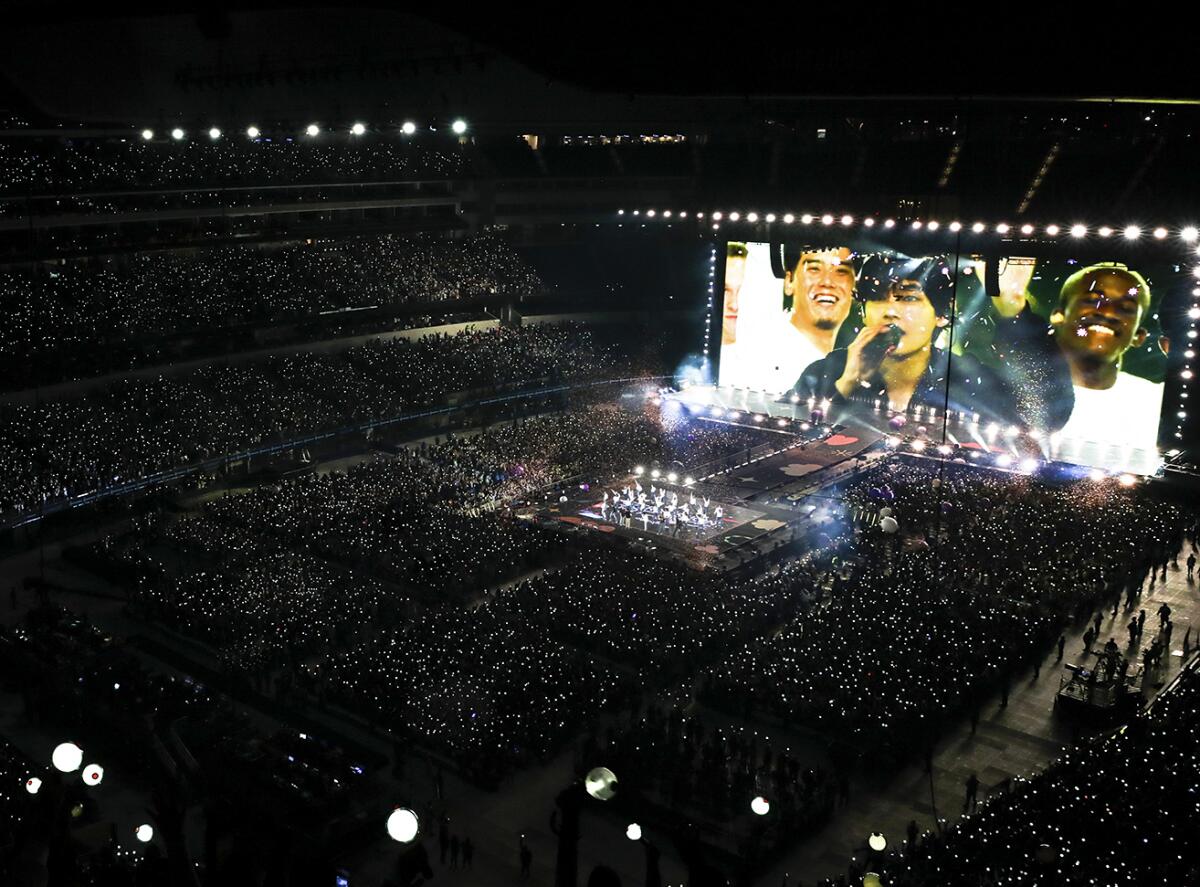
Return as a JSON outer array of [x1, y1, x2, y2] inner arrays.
[[782, 256, 1023, 424], [1051, 263, 1163, 451], [753, 244, 859, 393]]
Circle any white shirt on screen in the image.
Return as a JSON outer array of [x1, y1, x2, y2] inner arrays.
[[1057, 370, 1164, 453], [749, 318, 829, 395]]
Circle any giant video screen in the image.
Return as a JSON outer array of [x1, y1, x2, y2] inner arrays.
[[717, 238, 1185, 471]]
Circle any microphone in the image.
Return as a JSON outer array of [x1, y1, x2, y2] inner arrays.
[[863, 324, 903, 363]]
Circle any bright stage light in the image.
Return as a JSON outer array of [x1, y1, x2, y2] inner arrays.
[[684, 476, 695, 485], [1118, 473, 1137, 487], [351, 122, 366, 135], [208, 127, 221, 140], [626, 823, 642, 841], [1019, 458, 1039, 473], [135, 824, 154, 843], [667, 472, 678, 482], [82, 764, 105, 786], [886, 436, 900, 448], [52, 742, 83, 773], [937, 444, 952, 455], [650, 469, 661, 479], [451, 118, 468, 135], [170, 128, 184, 140], [1124, 225, 1141, 239], [306, 123, 320, 136], [140, 128, 154, 141], [751, 796, 770, 815], [995, 453, 1012, 467], [1088, 468, 1105, 482], [386, 808, 419, 842], [910, 440, 926, 451], [634, 465, 644, 475]]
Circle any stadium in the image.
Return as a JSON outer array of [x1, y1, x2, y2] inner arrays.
[[1, 5, 1198, 886]]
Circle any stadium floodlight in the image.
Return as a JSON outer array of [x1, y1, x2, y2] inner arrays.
[[1045, 224, 1060, 235], [971, 222, 985, 233], [246, 125, 260, 139], [746, 212, 758, 222], [883, 218, 895, 228], [801, 213, 814, 224], [451, 118, 468, 135], [995, 223, 1010, 234], [864, 217, 876, 227], [208, 127, 221, 140], [711, 211, 722, 221], [351, 122, 366, 135], [729, 211, 740, 221], [1182, 226, 1199, 243], [949, 221, 962, 232], [1098, 226, 1113, 237], [1020, 223, 1034, 235], [141, 129, 154, 141], [926, 220, 939, 231], [912, 220, 923, 230], [170, 128, 184, 140], [306, 123, 320, 137], [841, 214, 853, 226], [1153, 226, 1168, 239], [1123, 225, 1141, 239], [765, 213, 776, 223], [821, 214, 834, 225], [783, 213, 795, 224], [1070, 224, 1087, 238], [401, 120, 417, 135]]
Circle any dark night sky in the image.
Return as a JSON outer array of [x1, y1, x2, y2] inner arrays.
[[4, 2, 1195, 102]]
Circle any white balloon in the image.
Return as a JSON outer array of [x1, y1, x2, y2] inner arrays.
[[82, 764, 105, 786], [880, 516, 900, 534], [52, 742, 83, 773], [386, 808, 419, 843], [868, 832, 888, 851], [878, 507, 894, 518], [751, 796, 770, 815], [626, 822, 642, 841], [584, 766, 618, 801], [135, 824, 154, 843], [25, 777, 42, 795]]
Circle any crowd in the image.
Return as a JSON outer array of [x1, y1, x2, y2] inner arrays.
[[0, 134, 465, 198], [700, 460, 1189, 760], [590, 708, 838, 859], [0, 322, 638, 518], [855, 662, 1200, 886], [1, 233, 544, 387]]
